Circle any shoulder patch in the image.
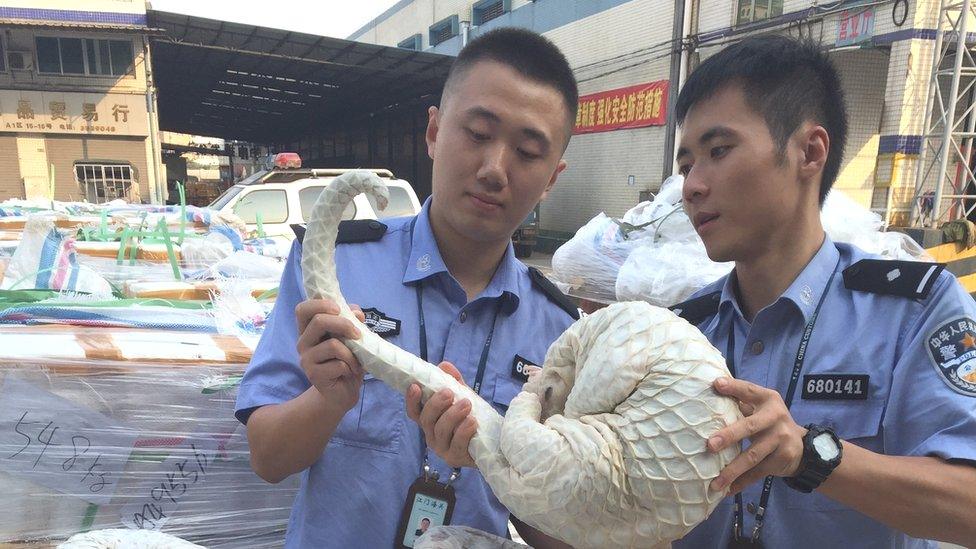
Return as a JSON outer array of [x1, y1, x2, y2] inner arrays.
[[290, 220, 387, 245], [669, 291, 721, 325], [843, 259, 944, 299], [926, 317, 976, 397], [528, 267, 580, 320]]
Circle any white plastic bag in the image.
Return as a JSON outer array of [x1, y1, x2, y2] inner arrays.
[[0, 216, 113, 297], [616, 241, 732, 307], [181, 231, 235, 269], [822, 191, 931, 261], [551, 175, 693, 301]]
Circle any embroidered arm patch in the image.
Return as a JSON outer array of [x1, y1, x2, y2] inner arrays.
[[927, 317, 976, 397]]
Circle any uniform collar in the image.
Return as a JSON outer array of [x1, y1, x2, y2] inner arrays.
[[780, 235, 840, 323], [403, 197, 450, 284], [719, 234, 839, 324], [402, 197, 522, 310]]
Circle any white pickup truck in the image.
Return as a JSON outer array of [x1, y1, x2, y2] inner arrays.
[[209, 161, 421, 243]]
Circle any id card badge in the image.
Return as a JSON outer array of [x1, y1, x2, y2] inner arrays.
[[396, 476, 457, 549]]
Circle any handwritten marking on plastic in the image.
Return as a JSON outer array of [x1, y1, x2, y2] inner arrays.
[[121, 436, 220, 530], [0, 377, 136, 505]]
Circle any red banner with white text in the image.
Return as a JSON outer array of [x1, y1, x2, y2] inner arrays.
[[573, 81, 669, 135]]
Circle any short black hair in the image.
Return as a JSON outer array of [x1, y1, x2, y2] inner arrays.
[[443, 28, 578, 131], [676, 35, 848, 203]]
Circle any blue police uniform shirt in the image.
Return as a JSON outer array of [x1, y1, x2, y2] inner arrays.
[[674, 236, 976, 549], [234, 198, 576, 548]]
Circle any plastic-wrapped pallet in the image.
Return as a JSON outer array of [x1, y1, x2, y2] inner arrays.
[[0, 326, 298, 548]]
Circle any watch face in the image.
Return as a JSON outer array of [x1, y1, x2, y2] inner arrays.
[[812, 432, 841, 460]]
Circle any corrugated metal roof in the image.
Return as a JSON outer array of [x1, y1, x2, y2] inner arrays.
[[148, 10, 453, 142]]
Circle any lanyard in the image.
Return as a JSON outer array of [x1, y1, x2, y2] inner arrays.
[[725, 260, 839, 546], [414, 280, 502, 482]]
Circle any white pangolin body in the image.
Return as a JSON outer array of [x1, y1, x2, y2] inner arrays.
[[302, 171, 742, 548], [57, 529, 204, 548]]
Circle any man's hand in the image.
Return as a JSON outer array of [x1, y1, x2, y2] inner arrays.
[[406, 362, 478, 468], [295, 299, 367, 415], [707, 377, 807, 495]]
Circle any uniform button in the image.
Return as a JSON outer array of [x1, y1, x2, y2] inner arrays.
[[750, 340, 764, 355], [747, 502, 757, 514], [459, 311, 467, 323]]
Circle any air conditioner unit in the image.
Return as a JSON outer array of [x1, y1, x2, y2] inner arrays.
[[7, 51, 33, 71]]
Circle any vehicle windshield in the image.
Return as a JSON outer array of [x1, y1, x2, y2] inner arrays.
[[367, 186, 416, 219], [209, 185, 245, 209]]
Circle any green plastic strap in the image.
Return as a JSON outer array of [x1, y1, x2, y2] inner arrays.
[[151, 219, 182, 280], [99, 209, 110, 241], [178, 180, 187, 245], [256, 211, 265, 238], [81, 503, 98, 531], [255, 287, 279, 302]]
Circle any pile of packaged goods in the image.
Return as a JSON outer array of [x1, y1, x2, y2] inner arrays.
[[0, 198, 302, 547], [551, 176, 930, 307]]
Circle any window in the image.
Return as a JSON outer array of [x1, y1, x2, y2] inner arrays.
[[36, 37, 133, 76], [233, 189, 289, 224], [429, 15, 459, 46], [367, 186, 415, 219], [299, 186, 356, 222], [398, 34, 423, 51], [210, 185, 245, 210], [736, 0, 783, 24], [0, 36, 6, 72], [75, 163, 134, 203], [473, 0, 510, 25]]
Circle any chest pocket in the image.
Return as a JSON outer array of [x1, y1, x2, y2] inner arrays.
[[490, 375, 526, 415], [330, 374, 405, 454], [784, 400, 885, 511]]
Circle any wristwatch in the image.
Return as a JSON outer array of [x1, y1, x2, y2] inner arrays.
[[783, 424, 843, 493]]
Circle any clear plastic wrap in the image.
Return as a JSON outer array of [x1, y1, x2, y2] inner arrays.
[[0, 326, 296, 548]]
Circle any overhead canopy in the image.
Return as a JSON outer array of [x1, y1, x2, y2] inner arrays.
[[147, 10, 454, 143]]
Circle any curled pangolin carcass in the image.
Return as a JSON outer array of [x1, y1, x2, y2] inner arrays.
[[301, 171, 742, 548]]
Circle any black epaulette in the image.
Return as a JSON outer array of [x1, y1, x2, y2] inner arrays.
[[669, 291, 721, 325], [843, 259, 944, 300], [528, 267, 580, 320], [290, 220, 387, 245]]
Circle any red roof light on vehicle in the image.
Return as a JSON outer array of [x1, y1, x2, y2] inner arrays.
[[273, 152, 302, 169]]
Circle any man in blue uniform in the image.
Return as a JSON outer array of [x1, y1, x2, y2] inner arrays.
[[670, 35, 976, 547], [234, 28, 579, 548]]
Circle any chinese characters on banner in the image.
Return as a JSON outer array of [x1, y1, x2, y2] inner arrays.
[[0, 90, 148, 136], [574, 81, 669, 135], [837, 8, 875, 47]]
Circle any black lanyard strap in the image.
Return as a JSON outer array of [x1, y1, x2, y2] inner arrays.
[[414, 280, 502, 478], [726, 258, 840, 545], [415, 282, 502, 393]]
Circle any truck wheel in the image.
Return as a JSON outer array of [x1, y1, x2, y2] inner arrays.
[[515, 244, 533, 259]]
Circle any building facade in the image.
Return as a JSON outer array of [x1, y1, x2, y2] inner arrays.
[[349, 0, 961, 240], [0, 0, 162, 204]]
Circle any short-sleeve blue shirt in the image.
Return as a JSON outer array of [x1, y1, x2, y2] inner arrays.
[[674, 236, 976, 548], [235, 199, 576, 548]]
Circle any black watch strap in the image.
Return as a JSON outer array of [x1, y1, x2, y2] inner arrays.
[[784, 424, 842, 493]]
